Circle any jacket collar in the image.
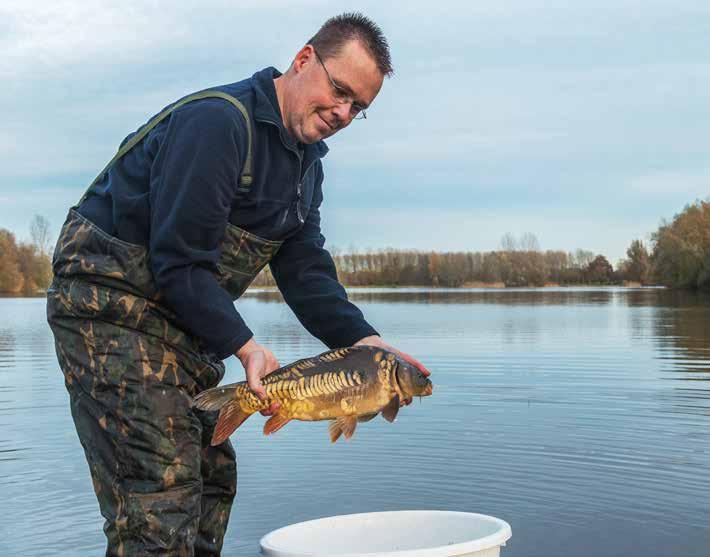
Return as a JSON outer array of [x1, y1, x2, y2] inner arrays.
[[251, 67, 329, 160]]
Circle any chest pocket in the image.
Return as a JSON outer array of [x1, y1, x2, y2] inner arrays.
[[216, 223, 283, 300]]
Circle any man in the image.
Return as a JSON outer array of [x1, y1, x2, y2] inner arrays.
[[47, 12, 429, 556]]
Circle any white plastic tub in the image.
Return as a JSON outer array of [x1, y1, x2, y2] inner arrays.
[[260, 510, 512, 557]]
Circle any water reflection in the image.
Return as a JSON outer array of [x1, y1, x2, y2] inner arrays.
[[245, 286, 641, 306], [642, 290, 710, 418]]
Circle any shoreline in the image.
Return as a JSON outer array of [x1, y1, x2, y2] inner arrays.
[[246, 281, 654, 291], [0, 282, 659, 298]]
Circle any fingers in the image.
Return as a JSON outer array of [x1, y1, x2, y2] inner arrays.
[[408, 356, 431, 377], [242, 344, 282, 415], [257, 354, 281, 414], [254, 354, 280, 396], [356, 337, 432, 377], [240, 340, 282, 396], [395, 350, 431, 377], [247, 364, 282, 416], [246, 366, 267, 400], [353, 334, 384, 348], [262, 353, 281, 376], [244, 350, 268, 400], [248, 362, 281, 415]]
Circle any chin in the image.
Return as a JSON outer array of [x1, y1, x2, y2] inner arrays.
[[301, 128, 328, 144], [303, 133, 322, 144]]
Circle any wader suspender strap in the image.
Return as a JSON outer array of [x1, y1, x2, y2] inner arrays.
[[77, 90, 254, 205]]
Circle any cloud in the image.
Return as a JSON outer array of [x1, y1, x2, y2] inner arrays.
[[627, 170, 710, 198], [1, 0, 709, 256]]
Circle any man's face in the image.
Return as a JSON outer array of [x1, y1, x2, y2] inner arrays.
[[284, 40, 384, 144]]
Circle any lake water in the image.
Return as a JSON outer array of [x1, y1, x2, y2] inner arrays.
[[1, 287, 709, 556]]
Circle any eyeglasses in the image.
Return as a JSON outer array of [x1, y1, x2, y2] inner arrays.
[[313, 47, 367, 120]]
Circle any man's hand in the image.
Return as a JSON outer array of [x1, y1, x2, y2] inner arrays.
[[353, 335, 431, 406], [235, 338, 281, 416]]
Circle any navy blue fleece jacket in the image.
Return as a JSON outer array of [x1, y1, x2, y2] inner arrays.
[[78, 67, 378, 358]]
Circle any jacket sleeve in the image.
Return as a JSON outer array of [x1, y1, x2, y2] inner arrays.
[[148, 99, 253, 359], [269, 163, 379, 348]]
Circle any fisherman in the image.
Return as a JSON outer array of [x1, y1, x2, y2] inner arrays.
[[46, 12, 430, 557]]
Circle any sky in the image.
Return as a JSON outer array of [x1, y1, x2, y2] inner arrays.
[[1, 0, 708, 263]]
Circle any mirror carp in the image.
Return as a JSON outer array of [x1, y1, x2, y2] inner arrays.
[[193, 346, 433, 445]]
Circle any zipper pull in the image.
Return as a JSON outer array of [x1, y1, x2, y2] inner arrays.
[[296, 182, 304, 223]]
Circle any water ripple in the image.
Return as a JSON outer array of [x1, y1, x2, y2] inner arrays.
[[1, 291, 710, 556]]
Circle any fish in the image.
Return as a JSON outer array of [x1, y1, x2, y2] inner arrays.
[[192, 345, 433, 445]]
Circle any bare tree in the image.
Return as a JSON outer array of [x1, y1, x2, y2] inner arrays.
[[30, 215, 52, 257], [519, 232, 540, 252], [499, 233, 517, 252], [573, 249, 595, 269]]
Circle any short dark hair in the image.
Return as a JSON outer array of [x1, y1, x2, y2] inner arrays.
[[308, 12, 394, 77]]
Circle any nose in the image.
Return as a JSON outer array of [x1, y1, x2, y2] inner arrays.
[[330, 103, 352, 126]]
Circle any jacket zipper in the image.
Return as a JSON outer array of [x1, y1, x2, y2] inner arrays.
[[296, 157, 319, 223], [260, 118, 318, 225]]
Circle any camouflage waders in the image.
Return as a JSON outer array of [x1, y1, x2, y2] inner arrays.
[[46, 91, 282, 556]]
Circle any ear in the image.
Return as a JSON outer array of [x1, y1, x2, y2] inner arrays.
[[292, 44, 316, 74]]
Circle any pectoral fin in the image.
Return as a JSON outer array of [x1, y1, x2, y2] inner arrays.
[[328, 416, 358, 443], [381, 395, 400, 423], [212, 401, 251, 446], [263, 413, 292, 435]]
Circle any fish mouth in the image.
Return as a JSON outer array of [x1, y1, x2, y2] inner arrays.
[[421, 383, 433, 397]]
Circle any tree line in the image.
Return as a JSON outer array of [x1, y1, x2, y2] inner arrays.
[[2, 200, 708, 294], [256, 200, 709, 290], [253, 246, 631, 288]]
